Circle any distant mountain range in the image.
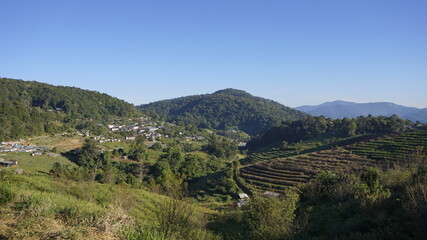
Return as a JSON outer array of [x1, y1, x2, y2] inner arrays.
[[296, 100, 427, 123], [138, 88, 307, 135]]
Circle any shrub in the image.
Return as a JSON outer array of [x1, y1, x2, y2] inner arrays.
[[156, 197, 195, 238], [248, 189, 299, 240], [303, 171, 355, 201], [354, 167, 391, 208], [404, 166, 427, 218]]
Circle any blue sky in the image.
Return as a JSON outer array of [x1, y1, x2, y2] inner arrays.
[[1, 0, 426, 108]]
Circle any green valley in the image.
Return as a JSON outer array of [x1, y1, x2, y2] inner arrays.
[[0, 79, 426, 240]]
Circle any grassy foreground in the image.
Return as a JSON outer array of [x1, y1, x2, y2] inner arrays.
[[0, 170, 220, 240]]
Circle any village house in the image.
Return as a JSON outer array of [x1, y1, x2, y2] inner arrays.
[[146, 126, 159, 132], [125, 135, 136, 141], [0, 160, 18, 167]]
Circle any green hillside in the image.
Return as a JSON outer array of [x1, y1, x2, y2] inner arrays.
[[351, 130, 427, 160], [0, 78, 139, 141], [138, 88, 307, 135], [0, 172, 218, 240]]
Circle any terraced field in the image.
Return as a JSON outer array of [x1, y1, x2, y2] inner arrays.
[[239, 148, 376, 192], [244, 148, 295, 164], [350, 130, 427, 161], [243, 134, 376, 165]]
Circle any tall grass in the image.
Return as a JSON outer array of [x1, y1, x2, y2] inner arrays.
[[0, 172, 220, 239]]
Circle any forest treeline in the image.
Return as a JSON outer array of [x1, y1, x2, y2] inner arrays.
[[247, 114, 414, 149], [138, 88, 307, 135], [0, 78, 139, 140]]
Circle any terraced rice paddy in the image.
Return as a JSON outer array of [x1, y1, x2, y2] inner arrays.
[[239, 148, 376, 191], [351, 130, 427, 161]]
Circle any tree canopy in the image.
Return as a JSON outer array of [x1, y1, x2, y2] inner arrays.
[[247, 115, 412, 149], [138, 88, 307, 136]]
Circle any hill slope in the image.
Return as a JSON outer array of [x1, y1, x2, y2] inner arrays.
[[0, 78, 139, 140], [0, 172, 217, 239], [296, 100, 427, 122], [138, 88, 307, 135]]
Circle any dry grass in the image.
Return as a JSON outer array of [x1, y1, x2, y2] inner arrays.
[[29, 135, 84, 152]]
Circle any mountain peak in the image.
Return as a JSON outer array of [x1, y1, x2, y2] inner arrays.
[[213, 88, 252, 97]]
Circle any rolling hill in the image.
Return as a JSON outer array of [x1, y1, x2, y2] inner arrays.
[[138, 88, 307, 135], [0, 78, 140, 141], [296, 100, 427, 122]]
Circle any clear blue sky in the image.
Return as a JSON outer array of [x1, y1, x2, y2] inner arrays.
[[1, 0, 426, 108]]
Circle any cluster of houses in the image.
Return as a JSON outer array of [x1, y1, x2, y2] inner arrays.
[[0, 141, 45, 153], [185, 135, 205, 141], [92, 136, 121, 143], [107, 117, 159, 133], [107, 118, 165, 141]]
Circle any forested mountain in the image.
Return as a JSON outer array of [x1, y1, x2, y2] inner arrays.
[[138, 88, 307, 135], [0, 78, 139, 140], [296, 100, 427, 122]]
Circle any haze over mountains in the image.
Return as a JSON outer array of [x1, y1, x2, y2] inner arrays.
[[296, 100, 427, 123]]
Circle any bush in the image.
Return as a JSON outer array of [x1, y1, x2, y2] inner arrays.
[[248, 189, 299, 240], [354, 167, 391, 208], [303, 171, 355, 201], [156, 197, 195, 238]]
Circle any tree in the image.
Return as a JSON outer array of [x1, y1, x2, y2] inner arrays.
[[128, 136, 148, 161], [203, 134, 238, 159], [78, 139, 109, 181], [342, 118, 357, 137], [78, 139, 101, 167]]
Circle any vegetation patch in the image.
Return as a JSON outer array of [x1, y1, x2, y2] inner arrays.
[[351, 130, 427, 161]]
